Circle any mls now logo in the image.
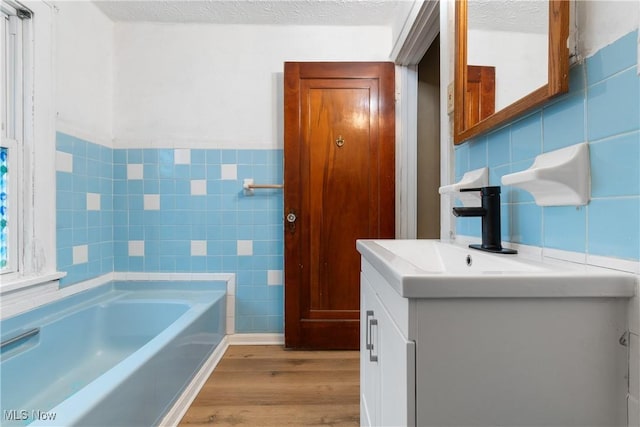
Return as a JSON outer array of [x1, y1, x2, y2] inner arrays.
[[3, 410, 28, 421], [4, 409, 57, 422]]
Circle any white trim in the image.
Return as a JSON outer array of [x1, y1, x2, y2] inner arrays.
[[392, 1, 443, 240], [395, 65, 418, 239], [112, 272, 234, 282], [112, 138, 281, 150], [159, 336, 230, 427], [0, 277, 58, 319], [439, 0, 454, 241], [391, 0, 440, 66], [0, 270, 65, 294], [1, 8, 24, 277], [225, 274, 236, 334], [227, 333, 285, 346], [2, 0, 59, 295], [0, 272, 110, 319]]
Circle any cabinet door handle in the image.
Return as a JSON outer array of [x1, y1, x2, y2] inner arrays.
[[369, 318, 378, 362], [365, 310, 374, 350]]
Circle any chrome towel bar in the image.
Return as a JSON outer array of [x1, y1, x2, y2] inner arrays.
[[243, 178, 283, 195], [1, 327, 40, 350], [246, 184, 283, 189]]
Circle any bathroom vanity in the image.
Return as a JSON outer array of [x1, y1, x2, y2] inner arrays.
[[358, 239, 637, 427]]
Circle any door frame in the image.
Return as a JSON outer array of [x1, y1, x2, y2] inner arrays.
[[391, 0, 452, 242]]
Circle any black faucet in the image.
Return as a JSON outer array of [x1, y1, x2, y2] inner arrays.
[[452, 186, 517, 254]]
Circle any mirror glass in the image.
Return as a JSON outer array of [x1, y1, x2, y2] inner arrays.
[[454, 0, 569, 145], [468, 1, 548, 112]]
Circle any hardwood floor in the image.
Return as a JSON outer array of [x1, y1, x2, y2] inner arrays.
[[179, 345, 360, 426]]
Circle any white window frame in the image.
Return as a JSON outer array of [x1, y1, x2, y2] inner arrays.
[[0, 0, 62, 296], [1, 2, 24, 276]]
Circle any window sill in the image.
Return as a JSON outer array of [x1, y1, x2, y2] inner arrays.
[[0, 271, 66, 295]]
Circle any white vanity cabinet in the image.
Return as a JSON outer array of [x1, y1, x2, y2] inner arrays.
[[358, 240, 636, 427], [360, 270, 415, 427]]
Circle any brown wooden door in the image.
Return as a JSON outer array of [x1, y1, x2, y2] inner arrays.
[[283, 62, 395, 350], [465, 65, 495, 128]]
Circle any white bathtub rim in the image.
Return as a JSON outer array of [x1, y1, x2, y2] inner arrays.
[[1, 273, 236, 320]]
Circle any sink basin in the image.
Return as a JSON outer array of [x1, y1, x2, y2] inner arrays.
[[356, 239, 637, 298]]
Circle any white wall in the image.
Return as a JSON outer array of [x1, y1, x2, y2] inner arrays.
[[467, 29, 547, 111], [55, 1, 113, 146], [113, 23, 392, 149], [577, 0, 639, 58]]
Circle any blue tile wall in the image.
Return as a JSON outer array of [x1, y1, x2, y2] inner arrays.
[[56, 133, 114, 285], [455, 30, 640, 261], [57, 133, 285, 333], [113, 147, 285, 333]]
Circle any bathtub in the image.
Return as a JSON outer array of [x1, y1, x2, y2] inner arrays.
[[0, 280, 226, 426]]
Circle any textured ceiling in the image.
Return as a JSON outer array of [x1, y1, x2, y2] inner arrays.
[[93, 0, 413, 25]]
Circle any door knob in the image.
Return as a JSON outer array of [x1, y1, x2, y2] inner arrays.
[[286, 211, 297, 233]]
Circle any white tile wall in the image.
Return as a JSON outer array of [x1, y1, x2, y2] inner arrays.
[[56, 151, 73, 172], [267, 269, 283, 286], [128, 240, 145, 256], [221, 164, 237, 180], [86, 193, 101, 211], [190, 179, 207, 195], [143, 194, 161, 210], [127, 163, 144, 180], [174, 148, 191, 165], [72, 245, 88, 264], [191, 240, 207, 256], [237, 240, 253, 256]]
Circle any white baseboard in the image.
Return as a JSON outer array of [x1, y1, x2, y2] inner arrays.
[[158, 333, 284, 426], [159, 336, 230, 427], [227, 333, 285, 345]]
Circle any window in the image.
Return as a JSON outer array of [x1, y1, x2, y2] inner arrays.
[[0, 0, 61, 297], [1, 2, 24, 275]]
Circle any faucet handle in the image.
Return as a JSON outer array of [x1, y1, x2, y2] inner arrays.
[[460, 186, 501, 195]]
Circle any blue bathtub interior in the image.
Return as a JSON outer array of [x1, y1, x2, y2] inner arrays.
[[0, 280, 226, 426]]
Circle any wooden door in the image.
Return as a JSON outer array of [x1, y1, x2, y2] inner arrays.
[[465, 65, 495, 128], [284, 62, 395, 349]]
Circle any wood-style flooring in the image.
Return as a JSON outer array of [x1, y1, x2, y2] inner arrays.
[[179, 345, 360, 426]]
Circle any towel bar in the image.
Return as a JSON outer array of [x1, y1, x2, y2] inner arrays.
[[1, 327, 40, 349]]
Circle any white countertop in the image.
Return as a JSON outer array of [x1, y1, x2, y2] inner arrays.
[[356, 239, 637, 298]]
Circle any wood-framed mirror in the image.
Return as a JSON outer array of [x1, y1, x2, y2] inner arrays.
[[454, 0, 570, 145]]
